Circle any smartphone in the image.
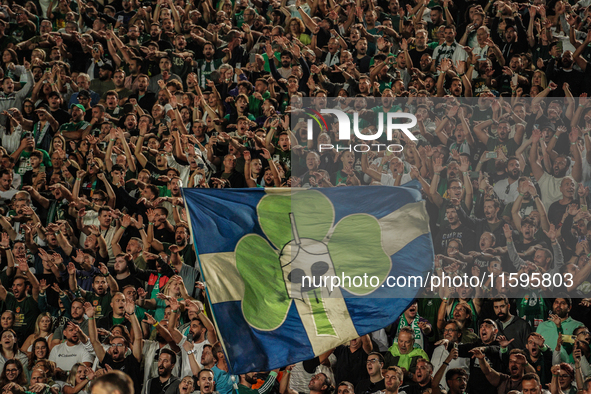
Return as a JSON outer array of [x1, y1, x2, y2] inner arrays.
[[107, 23, 113, 30], [39, 165, 45, 173], [511, 74, 518, 85], [117, 15, 124, 22], [197, 163, 205, 170], [453, 342, 458, 350], [249, 53, 256, 63], [491, 261, 501, 271], [486, 152, 498, 159], [298, 118, 304, 123], [562, 334, 576, 344], [45, 68, 51, 73], [23, 132, 33, 139], [470, 171, 480, 179]]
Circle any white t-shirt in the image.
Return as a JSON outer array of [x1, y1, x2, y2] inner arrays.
[[49, 342, 94, 372], [493, 178, 520, 205], [538, 172, 566, 209], [381, 172, 412, 186], [177, 336, 210, 380]]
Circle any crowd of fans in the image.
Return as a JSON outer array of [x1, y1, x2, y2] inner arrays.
[[0, 0, 589, 391]]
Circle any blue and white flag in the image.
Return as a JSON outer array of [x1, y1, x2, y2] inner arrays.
[[183, 185, 433, 374]]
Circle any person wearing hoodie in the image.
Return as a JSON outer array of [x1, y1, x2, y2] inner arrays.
[[384, 326, 429, 375]]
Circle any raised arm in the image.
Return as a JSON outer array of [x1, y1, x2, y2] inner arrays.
[[84, 302, 106, 362], [361, 152, 383, 182], [528, 129, 545, 181], [470, 347, 502, 387]]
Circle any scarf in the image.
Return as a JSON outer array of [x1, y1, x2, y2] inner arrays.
[[398, 314, 423, 349], [34, 121, 51, 148]]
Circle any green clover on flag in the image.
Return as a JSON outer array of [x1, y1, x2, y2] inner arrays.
[[235, 190, 391, 333]]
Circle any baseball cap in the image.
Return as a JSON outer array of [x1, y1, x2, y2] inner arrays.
[[480, 318, 498, 329], [70, 103, 86, 113], [78, 90, 91, 99]]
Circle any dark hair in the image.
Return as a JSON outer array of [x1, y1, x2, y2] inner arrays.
[[445, 367, 468, 382], [491, 295, 509, 305], [367, 351, 385, 365], [98, 206, 112, 216], [28, 337, 49, 370], [0, 359, 27, 387], [554, 293, 572, 307], [522, 372, 541, 385], [198, 368, 214, 380], [160, 348, 177, 365]]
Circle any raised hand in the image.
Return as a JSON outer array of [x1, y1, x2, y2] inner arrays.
[[543, 224, 557, 241], [98, 262, 109, 276], [84, 302, 95, 318], [469, 347, 485, 359]]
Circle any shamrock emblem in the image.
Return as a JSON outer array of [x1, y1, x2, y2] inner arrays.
[[235, 190, 391, 334]]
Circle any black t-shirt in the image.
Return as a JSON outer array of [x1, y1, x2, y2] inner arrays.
[[433, 223, 477, 254], [101, 353, 142, 394], [355, 378, 385, 394], [115, 274, 144, 291], [50, 109, 71, 126], [153, 226, 175, 245], [408, 47, 433, 70], [548, 200, 572, 227], [143, 161, 170, 178], [333, 345, 370, 388]]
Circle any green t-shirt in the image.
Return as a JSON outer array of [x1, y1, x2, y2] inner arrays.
[[5, 293, 40, 340], [15, 149, 52, 176], [59, 120, 90, 133], [485, 136, 519, 173], [78, 290, 113, 320], [272, 148, 291, 174]]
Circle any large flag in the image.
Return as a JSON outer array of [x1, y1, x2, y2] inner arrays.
[[183, 185, 434, 374]]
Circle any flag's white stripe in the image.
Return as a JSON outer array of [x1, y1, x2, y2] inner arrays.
[[200, 252, 245, 303], [294, 290, 359, 354], [378, 201, 430, 256]]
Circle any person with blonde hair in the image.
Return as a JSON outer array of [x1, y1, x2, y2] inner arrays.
[[63, 363, 94, 394], [21, 313, 53, 355]]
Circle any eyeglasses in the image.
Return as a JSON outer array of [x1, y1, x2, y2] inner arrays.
[[559, 375, 570, 379], [454, 377, 467, 382], [367, 359, 380, 364], [111, 343, 125, 348]]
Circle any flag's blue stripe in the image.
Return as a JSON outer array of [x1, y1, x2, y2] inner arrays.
[[341, 235, 435, 332], [183, 188, 267, 254], [184, 185, 424, 255], [212, 301, 315, 373], [316, 182, 423, 223]]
